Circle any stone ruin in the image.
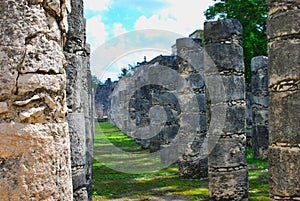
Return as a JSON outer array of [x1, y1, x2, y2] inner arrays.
[[110, 19, 248, 199], [204, 19, 248, 200], [109, 4, 300, 198], [251, 56, 269, 159], [0, 0, 299, 200], [64, 0, 94, 200], [94, 78, 117, 120], [0, 0, 94, 200]]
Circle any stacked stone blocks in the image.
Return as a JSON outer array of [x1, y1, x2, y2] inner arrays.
[[0, 0, 73, 200], [267, 0, 300, 200], [204, 19, 248, 200]]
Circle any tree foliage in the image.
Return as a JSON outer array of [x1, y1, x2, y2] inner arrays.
[[204, 0, 268, 82], [92, 75, 103, 90]]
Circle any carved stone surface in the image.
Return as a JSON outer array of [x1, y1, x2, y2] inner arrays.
[[267, 0, 300, 200], [204, 19, 248, 200], [251, 56, 269, 159], [0, 0, 72, 200]]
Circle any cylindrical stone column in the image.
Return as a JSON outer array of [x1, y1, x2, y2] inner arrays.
[[176, 38, 208, 179], [251, 56, 269, 159], [267, 1, 300, 200], [0, 0, 73, 200], [204, 19, 248, 200], [64, 0, 93, 200]]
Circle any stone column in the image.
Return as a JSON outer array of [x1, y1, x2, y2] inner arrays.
[[251, 56, 269, 159], [64, 0, 93, 200], [204, 19, 248, 200], [85, 44, 94, 201], [0, 0, 72, 200], [245, 83, 253, 147], [176, 38, 208, 179], [267, 1, 300, 200]]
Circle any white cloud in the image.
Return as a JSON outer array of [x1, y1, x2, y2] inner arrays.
[[98, 50, 170, 82], [84, 0, 112, 11], [112, 23, 128, 37], [86, 16, 108, 51], [134, 0, 215, 36]]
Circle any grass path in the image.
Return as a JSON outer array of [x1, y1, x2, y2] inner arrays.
[[92, 122, 269, 201]]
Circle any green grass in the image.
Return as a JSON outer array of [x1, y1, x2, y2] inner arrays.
[[93, 122, 269, 200]]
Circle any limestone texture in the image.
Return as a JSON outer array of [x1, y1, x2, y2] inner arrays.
[[0, 0, 73, 200], [251, 56, 269, 159], [64, 0, 94, 200], [176, 38, 208, 179], [267, 0, 300, 200], [204, 19, 248, 200]]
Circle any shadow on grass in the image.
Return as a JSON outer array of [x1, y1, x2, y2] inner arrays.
[[92, 122, 269, 201]]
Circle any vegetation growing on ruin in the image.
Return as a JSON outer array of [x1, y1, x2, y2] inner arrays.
[[93, 122, 269, 201]]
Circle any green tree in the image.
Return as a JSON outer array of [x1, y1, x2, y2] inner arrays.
[[204, 0, 268, 82], [92, 75, 103, 90]]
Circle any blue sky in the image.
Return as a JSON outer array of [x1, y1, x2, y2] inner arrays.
[[84, 0, 216, 81]]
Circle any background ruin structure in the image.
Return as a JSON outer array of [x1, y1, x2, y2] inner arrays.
[[176, 38, 208, 179], [267, 0, 300, 200], [94, 78, 116, 120], [251, 56, 269, 159]]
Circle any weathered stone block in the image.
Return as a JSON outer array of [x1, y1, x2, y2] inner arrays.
[[268, 39, 300, 88], [269, 145, 300, 198], [269, 91, 300, 144], [223, 105, 246, 134], [205, 75, 245, 104], [209, 134, 247, 168], [21, 34, 65, 74], [267, 9, 300, 39], [17, 74, 66, 95], [73, 187, 88, 201], [267, 0, 300, 17], [0, 122, 72, 200], [252, 95, 269, 108], [252, 125, 269, 159], [204, 19, 243, 43], [178, 157, 208, 179], [209, 169, 248, 201], [68, 113, 86, 167], [72, 167, 87, 191], [253, 110, 268, 125], [205, 43, 244, 72], [0, 0, 62, 47]]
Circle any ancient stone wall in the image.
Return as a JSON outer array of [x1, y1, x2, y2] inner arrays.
[[267, 0, 300, 200], [64, 0, 94, 200], [204, 19, 248, 200], [0, 0, 73, 200], [94, 78, 116, 119], [110, 56, 180, 151], [251, 56, 269, 159]]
